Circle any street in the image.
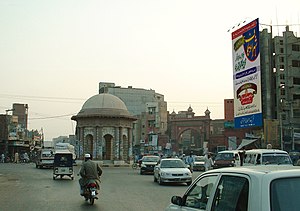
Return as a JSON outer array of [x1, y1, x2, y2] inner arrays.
[[0, 162, 202, 211]]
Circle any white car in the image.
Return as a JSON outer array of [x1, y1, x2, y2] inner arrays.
[[154, 158, 192, 186], [193, 156, 205, 171], [165, 165, 300, 211]]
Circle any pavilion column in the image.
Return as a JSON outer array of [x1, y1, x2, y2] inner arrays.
[[128, 128, 132, 162], [114, 127, 120, 160], [97, 126, 103, 160], [119, 127, 123, 160]]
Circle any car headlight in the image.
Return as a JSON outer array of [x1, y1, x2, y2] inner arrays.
[[160, 171, 170, 176], [141, 164, 146, 167], [185, 172, 192, 176]]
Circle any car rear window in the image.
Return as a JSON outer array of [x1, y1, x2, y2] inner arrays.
[[215, 153, 234, 161], [271, 177, 300, 211], [143, 156, 159, 162]]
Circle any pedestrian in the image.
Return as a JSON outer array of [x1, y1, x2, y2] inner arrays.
[[1, 153, 5, 163], [186, 153, 195, 173], [14, 152, 19, 163], [204, 153, 213, 171], [23, 152, 29, 163]]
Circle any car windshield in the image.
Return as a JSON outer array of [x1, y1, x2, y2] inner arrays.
[[215, 153, 234, 161], [262, 154, 293, 165], [271, 177, 300, 210], [160, 160, 186, 168], [143, 156, 160, 162]]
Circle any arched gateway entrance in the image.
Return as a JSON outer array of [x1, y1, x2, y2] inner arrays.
[[169, 107, 211, 155], [71, 93, 137, 164]]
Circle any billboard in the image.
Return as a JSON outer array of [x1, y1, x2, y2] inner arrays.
[[232, 18, 262, 128]]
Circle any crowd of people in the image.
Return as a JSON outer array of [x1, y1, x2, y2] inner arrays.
[[181, 152, 214, 172], [0, 151, 31, 163]]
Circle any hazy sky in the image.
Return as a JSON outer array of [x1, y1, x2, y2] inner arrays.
[[1, 0, 300, 140]]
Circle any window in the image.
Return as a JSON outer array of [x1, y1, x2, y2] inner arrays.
[[280, 57, 284, 63], [280, 48, 284, 53], [293, 77, 300, 85], [184, 175, 218, 210], [292, 44, 300, 52], [271, 177, 300, 211], [148, 120, 155, 127], [212, 175, 249, 211], [148, 107, 156, 115], [292, 60, 300, 67], [294, 94, 300, 100]]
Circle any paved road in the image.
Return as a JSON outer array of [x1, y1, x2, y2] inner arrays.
[[0, 162, 203, 211]]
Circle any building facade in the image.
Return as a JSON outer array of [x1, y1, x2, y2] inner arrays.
[[260, 26, 300, 150], [98, 82, 168, 155], [0, 103, 43, 160]]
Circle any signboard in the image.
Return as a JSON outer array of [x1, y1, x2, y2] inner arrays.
[[232, 18, 262, 128]]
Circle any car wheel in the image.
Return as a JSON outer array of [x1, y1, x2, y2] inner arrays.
[[140, 170, 144, 175], [158, 175, 164, 185]]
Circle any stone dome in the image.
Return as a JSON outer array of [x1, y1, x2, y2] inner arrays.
[[72, 93, 133, 119]]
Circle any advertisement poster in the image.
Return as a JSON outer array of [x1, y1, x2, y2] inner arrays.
[[232, 18, 262, 128]]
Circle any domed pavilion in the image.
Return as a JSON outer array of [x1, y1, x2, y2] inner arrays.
[[71, 93, 137, 164]]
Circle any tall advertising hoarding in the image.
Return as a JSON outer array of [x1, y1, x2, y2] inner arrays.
[[232, 18, 262, 128]]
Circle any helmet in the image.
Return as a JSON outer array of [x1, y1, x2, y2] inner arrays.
[[84, 153, 91, 158]]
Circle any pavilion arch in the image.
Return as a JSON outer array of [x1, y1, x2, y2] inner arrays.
[[122, 134, 129, 161], [103, 134, 113, 160], [85, 134, 94, 155]]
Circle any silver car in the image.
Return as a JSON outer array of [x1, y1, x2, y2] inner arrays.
[[154, 158, 192, 186]]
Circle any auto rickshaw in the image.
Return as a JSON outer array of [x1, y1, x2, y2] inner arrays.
[[53, 150, 74, 180]]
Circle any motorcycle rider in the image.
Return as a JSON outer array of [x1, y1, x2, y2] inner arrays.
[[79, 153, 102, 195]]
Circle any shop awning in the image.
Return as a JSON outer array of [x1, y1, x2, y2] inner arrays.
[[237, 139, 258, 150]]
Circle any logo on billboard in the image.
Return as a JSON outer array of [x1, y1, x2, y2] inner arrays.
[[237, 83, 257, 105], [243, 27, 259, 61]]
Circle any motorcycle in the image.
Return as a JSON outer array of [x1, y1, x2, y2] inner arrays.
[[82, 180, 99, 205]]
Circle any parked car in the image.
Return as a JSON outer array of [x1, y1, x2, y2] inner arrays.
[[165, 165, 300, 211], [140, 155, 160, 175], [154, 158, 192, 186], [193, 156, 205, 171], [213, 150, 241, 169], [244, 149, 293, 166]]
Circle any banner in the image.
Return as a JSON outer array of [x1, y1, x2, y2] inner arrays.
[[232, 18, 262, 128]]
